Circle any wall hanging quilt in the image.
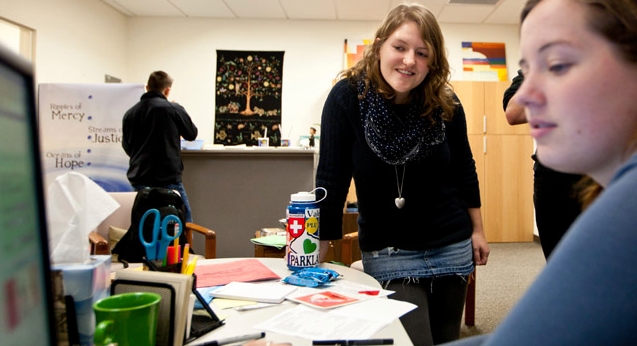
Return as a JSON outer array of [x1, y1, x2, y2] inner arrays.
[[214, 50, 284, 146]]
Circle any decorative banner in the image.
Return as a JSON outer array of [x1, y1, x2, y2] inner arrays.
[[38, 83, 144, 191], [461, 42, 508, 81], [214, 50, 284, 146]]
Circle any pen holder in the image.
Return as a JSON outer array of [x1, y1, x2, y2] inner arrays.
[[143, 261, 183, 273]]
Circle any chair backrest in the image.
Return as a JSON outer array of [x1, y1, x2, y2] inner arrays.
[[95, 192, 137, 239]]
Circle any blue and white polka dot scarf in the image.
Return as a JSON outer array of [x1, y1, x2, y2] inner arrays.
[[358, 78, 445, 165]]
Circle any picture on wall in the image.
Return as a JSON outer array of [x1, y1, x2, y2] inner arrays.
[[461, 41, 508, 81], [343, 39, 371, 69], [214, 50, 284, 146]]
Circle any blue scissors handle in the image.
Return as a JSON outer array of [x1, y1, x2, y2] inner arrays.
[[156, 214, 182, 261], [139, 209, 183, 261]]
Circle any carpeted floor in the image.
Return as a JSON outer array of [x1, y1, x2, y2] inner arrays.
[[460, 241, 546, 339]]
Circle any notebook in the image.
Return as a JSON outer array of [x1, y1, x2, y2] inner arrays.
[[209, 281, 298, 304]]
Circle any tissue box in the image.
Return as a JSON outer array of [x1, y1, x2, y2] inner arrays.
[[52, 255, 111, 346]]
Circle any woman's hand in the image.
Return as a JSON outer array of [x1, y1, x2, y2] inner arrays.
[[472, 231, 489, 265], [468, 208, 489, 265]]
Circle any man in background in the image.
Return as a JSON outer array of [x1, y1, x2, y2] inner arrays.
[[503, 70, 583, 259], [122, 70, 198, 222]]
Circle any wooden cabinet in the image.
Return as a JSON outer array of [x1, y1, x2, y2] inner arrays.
[[452, 81, 535, 242]]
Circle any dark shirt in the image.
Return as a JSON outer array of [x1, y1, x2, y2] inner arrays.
[[503, 69, 524, 111], [316, 79, 481, 252], [122, 91, 198, 186]]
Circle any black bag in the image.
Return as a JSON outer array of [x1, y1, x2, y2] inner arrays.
[[113, 187, 189, 263]]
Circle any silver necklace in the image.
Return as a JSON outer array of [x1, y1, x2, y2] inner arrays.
[[394, 164, 406, 209]]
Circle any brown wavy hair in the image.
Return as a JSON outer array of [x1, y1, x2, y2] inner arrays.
[[340, 4, 456, 121], [522, 0, 637, 66], [575, 176, 604, 210]]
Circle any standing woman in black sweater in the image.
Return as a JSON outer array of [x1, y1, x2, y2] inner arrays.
[[315, 4, 489, 345]]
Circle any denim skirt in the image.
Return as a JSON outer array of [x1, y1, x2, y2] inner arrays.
[[361, 238, 474, 282]]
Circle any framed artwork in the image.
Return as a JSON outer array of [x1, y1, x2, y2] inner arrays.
[[214, 50, 284, 146], [461, 42, 508, 81], [343, 39, 372, 69]]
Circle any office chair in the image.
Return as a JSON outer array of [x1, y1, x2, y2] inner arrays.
[[89, 192, 217, 261]]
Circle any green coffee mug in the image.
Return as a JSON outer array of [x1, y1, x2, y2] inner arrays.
[[93, 292, 161, 346]]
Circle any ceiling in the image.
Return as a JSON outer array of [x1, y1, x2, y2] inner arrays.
[[99, 0, 526, 25]]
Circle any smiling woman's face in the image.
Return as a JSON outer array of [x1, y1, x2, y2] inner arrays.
[[517, 0, 637, 186], [378, 21, 430, 104]]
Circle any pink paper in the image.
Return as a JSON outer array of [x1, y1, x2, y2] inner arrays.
[[194, 259, 281, 288]]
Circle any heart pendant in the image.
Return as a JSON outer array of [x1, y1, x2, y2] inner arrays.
[[395, 197, 405, 209]]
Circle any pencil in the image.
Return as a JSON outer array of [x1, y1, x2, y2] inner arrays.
[[174, 233, 180, 264], [186, 256, 198, 275], [181, 244, 190, 274]]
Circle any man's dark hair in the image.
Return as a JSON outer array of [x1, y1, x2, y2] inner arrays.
[[146, 71, 173, 92]]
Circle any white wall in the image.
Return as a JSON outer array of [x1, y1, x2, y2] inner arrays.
[[0, 1, 520, 143], [126, 18, 520, 142], [0, 20, 20, 53], [0, 0, 128, 84]]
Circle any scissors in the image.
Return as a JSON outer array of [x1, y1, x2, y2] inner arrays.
[[139, 208, 183, 262]]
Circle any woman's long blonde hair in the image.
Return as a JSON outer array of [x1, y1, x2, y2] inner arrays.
[[341, 4, 456, 121]]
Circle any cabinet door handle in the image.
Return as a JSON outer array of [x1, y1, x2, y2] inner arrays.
[[483, 115, 487, 134], [483, 136, 487, 154]]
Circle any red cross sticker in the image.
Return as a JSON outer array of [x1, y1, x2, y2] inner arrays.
[[287, 217, 305, 238]]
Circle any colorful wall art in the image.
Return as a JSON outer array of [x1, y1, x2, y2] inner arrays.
[[214, 50, 284, 146], [461, 42, 508, 81], [343, 39, 372, 69]]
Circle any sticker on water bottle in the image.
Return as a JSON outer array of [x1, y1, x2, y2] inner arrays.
[[286, 187, 326, 269], [287, 207, 320, 268]]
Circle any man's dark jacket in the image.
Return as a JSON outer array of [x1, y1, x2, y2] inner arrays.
[[122, 91, 198, 186]]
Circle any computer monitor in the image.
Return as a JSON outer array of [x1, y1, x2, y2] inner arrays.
[[0, 44, 57, 345]]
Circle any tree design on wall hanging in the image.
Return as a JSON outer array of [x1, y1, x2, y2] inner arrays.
[[214, 50, 284, 146]]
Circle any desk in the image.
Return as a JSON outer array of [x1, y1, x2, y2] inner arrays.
[[185, 258, 413, 346]]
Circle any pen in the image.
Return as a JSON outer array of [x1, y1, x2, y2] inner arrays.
[[312, 339, 393, 345], [195, 331, 265, 346]]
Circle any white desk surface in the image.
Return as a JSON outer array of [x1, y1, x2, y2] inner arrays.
[[185, 257, 413, 346]]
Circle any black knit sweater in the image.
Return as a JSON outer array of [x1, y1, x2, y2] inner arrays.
[[316, 79, 481, 252]]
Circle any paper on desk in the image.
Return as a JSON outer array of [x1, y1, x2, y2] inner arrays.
[[194, 286, 216, 309], [212, 298, 257, 310], [194, 258, 281, 287], [196, 285, 254, 310], [234, 302, 278, 311], [328, 279, 394, 298], [255, 298, 416, 340], [250, 235, 286, 249], [209, 281, 298, 303], [185, 294, 196, 339]]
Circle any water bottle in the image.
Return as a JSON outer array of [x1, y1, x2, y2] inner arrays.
[[286, 190, 321, 270]]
